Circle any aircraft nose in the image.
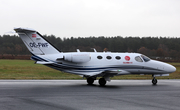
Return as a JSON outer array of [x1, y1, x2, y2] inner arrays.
[[165, 64, 176, 73]]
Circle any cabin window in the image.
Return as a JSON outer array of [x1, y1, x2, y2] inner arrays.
[[115, 56, 121, 60], [106, 56, 112, 60], [135, 56, 143, 62], [97, 56, 103, 59], [141, 55, 151, 62]]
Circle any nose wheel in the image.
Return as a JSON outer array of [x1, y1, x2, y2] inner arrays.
[[152, 77, 158, 85]]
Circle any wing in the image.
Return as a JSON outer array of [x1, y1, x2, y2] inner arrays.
[[86, 69, 131, 77]]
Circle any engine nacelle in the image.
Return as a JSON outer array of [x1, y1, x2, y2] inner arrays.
[[64, 53, 91, 63]]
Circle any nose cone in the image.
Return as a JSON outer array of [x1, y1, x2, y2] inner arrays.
[[151, 60, 176, 73], [166, 64, 176, 73]]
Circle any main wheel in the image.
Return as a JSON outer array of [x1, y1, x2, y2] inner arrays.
[[152, 78, 157, 85], [99, 78, 106, 86], [87, 77, 94, 85]]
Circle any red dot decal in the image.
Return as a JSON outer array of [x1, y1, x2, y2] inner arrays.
[[125, 56, 130, 61]]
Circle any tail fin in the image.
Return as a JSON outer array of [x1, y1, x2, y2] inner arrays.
[[14, 28, 60, 55]]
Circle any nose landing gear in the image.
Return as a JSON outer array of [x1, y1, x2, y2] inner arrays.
[[152, 75, 158, 85]]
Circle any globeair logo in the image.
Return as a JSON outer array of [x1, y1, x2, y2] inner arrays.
[[123, 56, 132, 64], [29, 42, 48, 48], [125, 56, 130, 61]]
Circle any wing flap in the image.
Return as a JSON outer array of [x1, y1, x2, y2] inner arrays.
[[103, 70, 130, 75], [86, 72, 103, 77], [86, 70, 131, 77], [36, 61, 54, 65]]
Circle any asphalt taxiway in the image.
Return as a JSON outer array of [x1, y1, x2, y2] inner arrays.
[[0, 80, 180, 110]]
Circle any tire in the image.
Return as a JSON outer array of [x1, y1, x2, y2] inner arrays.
[[99, 78, 106, 86], [152, 78, 157, 85], [87, 77, 94, 85]]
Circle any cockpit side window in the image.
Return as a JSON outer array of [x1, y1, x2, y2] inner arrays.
[[135, 56, 143, 62], [141, 55, 151, 62]]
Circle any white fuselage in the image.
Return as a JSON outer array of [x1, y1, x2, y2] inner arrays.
[[32, 52, 176, 77]]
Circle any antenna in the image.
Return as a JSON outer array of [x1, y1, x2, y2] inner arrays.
[[91, 48, 97, 52]]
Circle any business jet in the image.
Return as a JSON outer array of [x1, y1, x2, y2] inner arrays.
[[14, 28, 176, 86]]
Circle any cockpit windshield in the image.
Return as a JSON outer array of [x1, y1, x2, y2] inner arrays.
[[141, 55, 151, 62], [135, 56, 143, 62]]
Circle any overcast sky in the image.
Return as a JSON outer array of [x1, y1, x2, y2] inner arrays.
[[0, 0, 180, 37]]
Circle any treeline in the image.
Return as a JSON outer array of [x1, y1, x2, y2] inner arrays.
[[0, 35, 180, 60]]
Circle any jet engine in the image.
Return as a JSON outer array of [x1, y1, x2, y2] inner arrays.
[[63, 53, 91, 63]]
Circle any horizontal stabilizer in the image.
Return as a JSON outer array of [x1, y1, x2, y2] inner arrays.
[[14, 28, 36, 32]]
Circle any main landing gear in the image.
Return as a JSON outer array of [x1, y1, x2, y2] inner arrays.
[[87, 77, 95, 85], [98, 78, 106, 86], [152, 75, 158, 85], [87, 77, 107, 86]]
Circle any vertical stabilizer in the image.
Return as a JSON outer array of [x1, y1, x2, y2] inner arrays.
[[14, 28, 60, 55]]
